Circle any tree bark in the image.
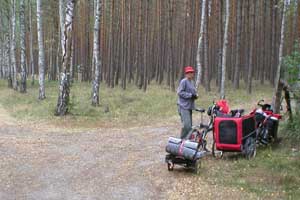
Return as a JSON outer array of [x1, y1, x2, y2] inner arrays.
[[195, 0, 206, 89], [233, 0, 242, 89], [10, 0, 17, 90], [273, 0, 287, 114], [55, 0, 76, 116], [7, 21, 12, 88], [247, 0, 256, 94], [168, 0, 174, 92], [19, 0, 27, 93], [91, 0, 102, 106], [37, 0, 46, 99], [204, 0, 211, 92], [220, 0, 230, 99], [59, 0, 66, 59], [28, 0, 35, 86]]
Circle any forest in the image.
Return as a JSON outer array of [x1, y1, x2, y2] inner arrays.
[[0, 0, 299, 114], [0, 0, 300, 199]]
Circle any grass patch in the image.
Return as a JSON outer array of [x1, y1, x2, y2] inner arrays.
[[202, 126, 300, 199], [0, 79, 274, 128]]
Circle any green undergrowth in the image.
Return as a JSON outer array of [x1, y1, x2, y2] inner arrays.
[[202, 125, 300, 200], [0, 79, 273, 128]]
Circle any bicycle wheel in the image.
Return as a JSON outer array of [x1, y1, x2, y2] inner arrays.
[[244, 137, 256, 159]]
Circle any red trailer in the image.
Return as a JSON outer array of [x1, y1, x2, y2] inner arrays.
[[212, 114, 257, 159]]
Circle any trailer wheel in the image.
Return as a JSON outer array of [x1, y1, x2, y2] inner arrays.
[[193, 160, 201, 174], [245, 137, 256, 159], [212, 141, 223, 159], [167, 161, 174, 171]]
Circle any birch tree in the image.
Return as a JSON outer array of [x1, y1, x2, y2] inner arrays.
[[59, 0, 66, 58], [195, 0, 206, 89], [91, 0, 102, 106], [55, 0, 76, 116], [273, 0, 288, 113], [10, 0, 17, 90], [220, 0, 230, 98], [37, 0, 46, 99], [19, 0, 27, 93], [28, 0, 35, 85]]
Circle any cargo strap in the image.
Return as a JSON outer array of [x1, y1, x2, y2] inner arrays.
[[178, 140, 185, 156]]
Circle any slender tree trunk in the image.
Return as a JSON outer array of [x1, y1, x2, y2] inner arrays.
[[91, 0, 102, 106], [28, 0, 35, 86], [273, 0, 287, 114], [37, 0, 46, 99], [7, 13, 13, 88], [10, 0, 17, 90], [233, 0, 242, 89], [204, 0, 210, 92], [195, 0, 206, 89], [168, 0, 175, 91], [217, 0, 223, 88], [55, 0, 76, 116], [220, 0, 230, 99], [19, 0, 27, 93], [292, 0, 298, 44], [59, 0, 65, 58], [247, 0, 256, 94]]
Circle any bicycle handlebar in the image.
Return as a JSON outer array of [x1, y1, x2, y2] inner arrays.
[[257, 99, 265, 107]]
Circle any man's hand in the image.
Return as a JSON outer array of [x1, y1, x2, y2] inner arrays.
[[191, 94, 198, 100]]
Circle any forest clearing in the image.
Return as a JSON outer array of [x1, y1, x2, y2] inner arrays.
[[0, 80, 300, 200], [1, 0, 300, 199]]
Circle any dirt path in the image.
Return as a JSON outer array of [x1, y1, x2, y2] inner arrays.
[[0, 105, 257, 200]]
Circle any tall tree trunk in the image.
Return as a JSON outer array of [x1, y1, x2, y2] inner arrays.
[[10, 0, 17, 90], [91, 0, 102, 106], [55, 0, 76, 115], [247, 0, 256, 94], [217, 0, 223, 88], [59, 0, 65, 59], [37, 0, 46, 99], [28, 0, 35, 86], [204, 0, 210, 92], [168, 0, 175, 91], [220, 0, 230, 99], [292, 0, 298, 45], [7, 12, 13, 88], [273, 0, 288, 114], [19, 0, 27, 93], [233, 0, 242, 89], [195, 0, 206, 89]]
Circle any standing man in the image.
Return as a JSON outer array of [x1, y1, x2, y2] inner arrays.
[[177, 66, 198, 139]]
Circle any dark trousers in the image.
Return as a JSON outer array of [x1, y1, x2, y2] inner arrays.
[[178, 106, 192, 139]]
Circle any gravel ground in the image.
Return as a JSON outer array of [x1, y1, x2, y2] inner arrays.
[[0, 106, 257, 200]]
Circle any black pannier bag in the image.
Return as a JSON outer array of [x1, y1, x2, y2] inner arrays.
[[266, 117, 279, 138]]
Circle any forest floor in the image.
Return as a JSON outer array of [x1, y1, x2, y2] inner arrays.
[[0, 81, 299, 200], [0, 104, 258, 200]]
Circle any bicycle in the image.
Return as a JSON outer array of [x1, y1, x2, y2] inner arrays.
[[253, 100, 282, 145]]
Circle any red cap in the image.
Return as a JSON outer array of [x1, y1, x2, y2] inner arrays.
[[184, 66, 195, 74]]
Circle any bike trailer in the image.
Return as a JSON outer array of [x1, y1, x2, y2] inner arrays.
[[213, 114, 256, 152]]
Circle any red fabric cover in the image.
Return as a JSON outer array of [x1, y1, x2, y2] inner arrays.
[[213, 114, 254, 151], [216, 99, 230, 114]]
